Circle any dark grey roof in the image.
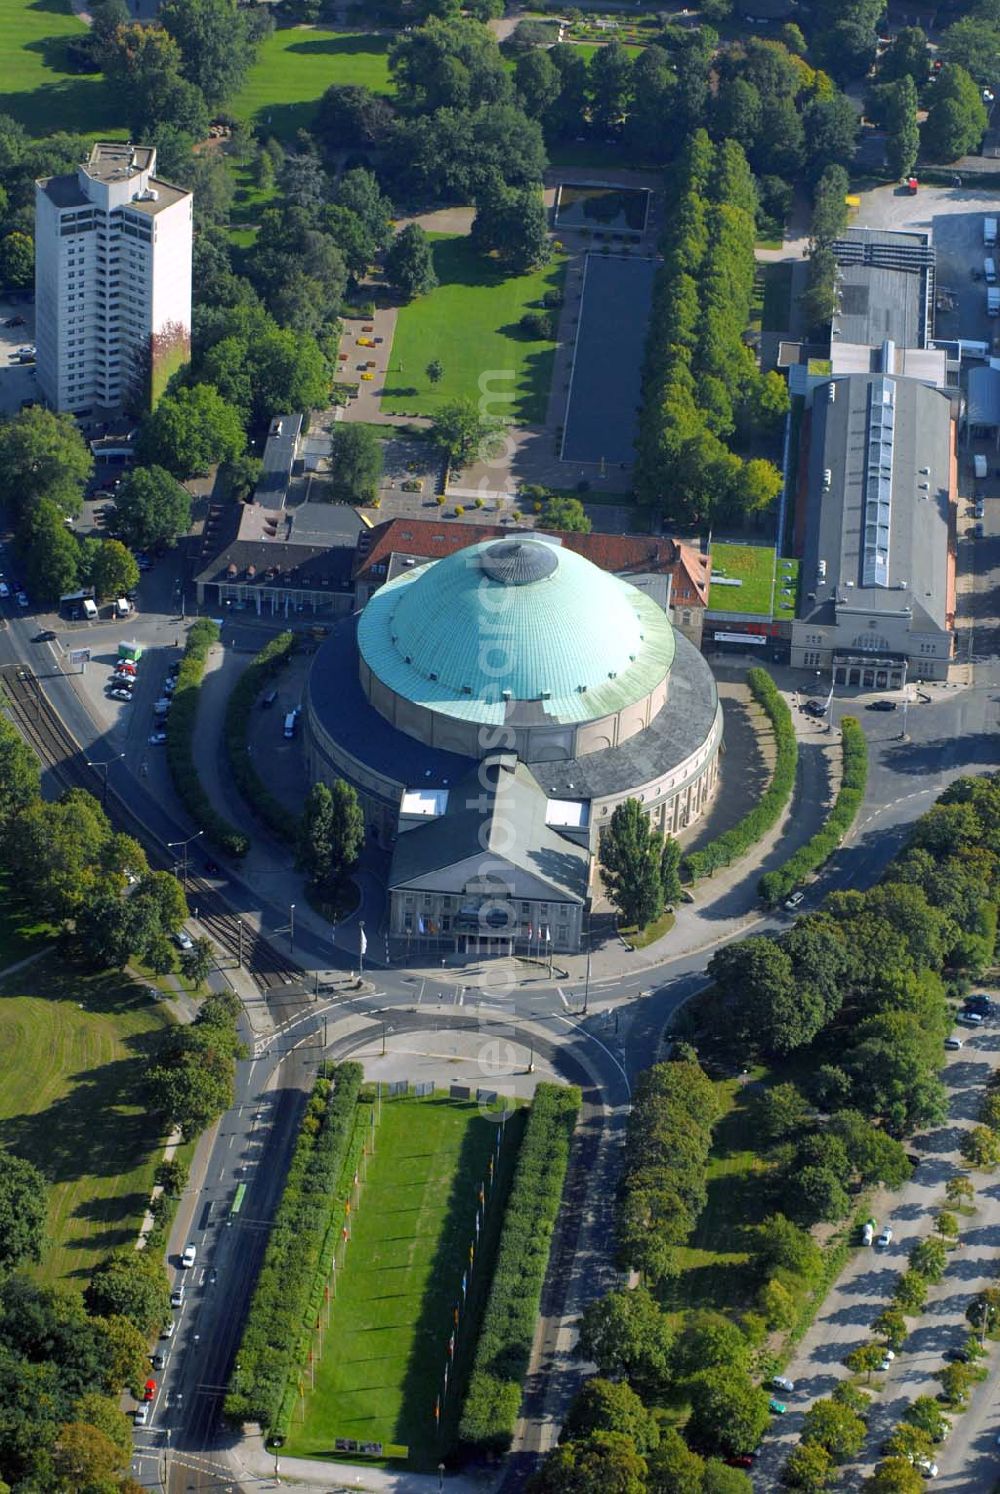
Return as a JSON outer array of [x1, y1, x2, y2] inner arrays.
[[37, 175, 89, 210], [799, 372, 952, 632], [389, 758, 590, 903], [255, 414, 303, 508], [480, 539, 558, 585], [831, 229, 934, 351], [967, 366, 1000, 429], [287, 502, 362, 546], [194, 537, 356, 592], [308, 621, 720, 805]]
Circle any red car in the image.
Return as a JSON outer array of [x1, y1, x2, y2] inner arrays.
[[143, 1379, 157, 1401]]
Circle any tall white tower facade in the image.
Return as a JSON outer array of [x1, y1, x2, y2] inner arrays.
[[35, 142, 193, 414]]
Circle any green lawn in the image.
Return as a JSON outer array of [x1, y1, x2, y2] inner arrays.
[[710, 542, 799, 621], [230, 27, 392, 140], [0, 0, 121, 136], [0, 956, 174, 1285], [0, 874, 52, 967], [381, 236, 566, 425], [285, 1092, 516, 1468]]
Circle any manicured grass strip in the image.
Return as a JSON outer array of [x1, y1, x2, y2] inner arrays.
[[285, 1091, 519, 1467], [709, 541, 783, 617], [0, 955, 174, 1285], [166, 619, 249, 857], [459, 1082, 580, 1455], [758, 716, 868, 905], [225, 1063, 365, 1432], [682, 667, 797, 882], [0, 0, 120, 137], [224, 630, 296, 844], [380, 236, 566, 426], [230, 27, 392, 140]]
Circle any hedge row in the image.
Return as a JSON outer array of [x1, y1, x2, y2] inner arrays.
[[165, 619, 249, 858], [758, 716, 868, 905], [458, 1082, 580, 1454], [223, 630, 297, 844], [682, 667, 798, 882], [223, 1062, 364, 1431]]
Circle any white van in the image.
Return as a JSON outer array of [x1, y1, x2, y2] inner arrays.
[[986, 217, 998, 247], [974, 454, 989, 480], [283, 710, 298, 740], [985, 258, 997, 285], [82, 598, 98, 620]]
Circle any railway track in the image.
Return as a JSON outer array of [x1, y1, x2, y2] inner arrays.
[[0, 665, 304, 993]]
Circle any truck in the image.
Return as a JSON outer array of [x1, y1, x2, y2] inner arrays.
[[986, 257, 998, 285], [60, 588, 97, 619], [986, 216, 998, 247], [989, 288, 1000, 317], [118, 640, 143, 662], [974, 453, 989, 479], [114, 597, 131, 619]]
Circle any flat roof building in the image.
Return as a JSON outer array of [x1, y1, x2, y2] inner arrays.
[[791, 369, 957, 685], [830, 228, 935, 355], [35, 143, 192, 413]]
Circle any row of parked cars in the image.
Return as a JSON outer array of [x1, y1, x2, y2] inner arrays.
[[134, 1243, 198, 1425], [106, 656, 180, 742]]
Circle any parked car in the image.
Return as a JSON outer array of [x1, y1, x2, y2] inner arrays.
[[862, 1218, 876, 1245], [769, 1398, 787, 1415], [151, 1350, 167, 1370], [181, 1242, 197, 1268], [143, 1379, 157, 1401], [804, 699, 827, 716], [915, 1458, 938, 1477], [944, 1036, 964, 1050], [879, 1350, 895, 1371], [153, 697, 171, 715], [770, 1376, 795, 1394], [15, 591, 28, 608], [866, 699, 898, 711], [160, 1318, 175, 1339], [965, 994, 992, 1015], [174, 930, 193, 952], [116, 660, 137, 675], [33, 630, 56, 642], [0, 584, 9, 599], [876, 1226, 893, 1248], [163, 677, 176, 694], [784, 891, 804, 911], [134, 1403, 149, 1426], [960, 1011, 984, 1026], [148, 730, 167, 745], [108, 687, 132, 702], [170, 1286, 183, 1308]]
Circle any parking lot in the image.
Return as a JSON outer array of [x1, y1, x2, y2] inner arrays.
[[0, 299, 36, 414]]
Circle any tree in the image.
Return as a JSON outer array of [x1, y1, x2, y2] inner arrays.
[[686, 1366, 770, 1458], [962, 1124, 1000, 1170], [52, 1420, 122, 1493], [880, 27, 929, 87], [103, 23, 209, 138], [909, 1236, 948, 1283], [314, 84, 396, 151], [754, 1084, 811, 1144], [0, 231, 33, 291], [528, 1431, 647, 1494], [160, 0, 253, 107], [901, 1396, 949, 1445], [866, 1458, 925, 1493], [384, 223, 438, 301], [884, 1424, 934, 1466], [86, 1253, 170, 1337], [660, 837, 682, 905], [426, 359, 444, 384], [741, 458, 784, 511], [0, 716, 40, 838], [938, 1360, 982, 1407], [432, 398, 505, 468], [590, 40, 633, 135], [922, 64, 987, 162], [755, 1212, 823, 1279], [708, 937, 818, 1057], [72, 1394, 132, 1463], [646, 1427, 706, 1493], [671, 1313, 751, 1381], [935, 1209, 959, 1242], [560, 1378, 659, 1454], [109, 465, 191, 553], [297, 782, 336, 889], [471, 176, 550, 272], [18, 789, 114, 921], [600, 798, 665, 930], [538, 495, 591, 533], [940, 15, 1000, 87], [872, 1305, 907, 1351], [515, 48, 561, 119], [783, 1442, 833, 1491], [576, 1286, 673, 1400], [945, 1175, 975, 1210], [894, 1270, 928, 1315], [845, 1342, 885, 1383], [0, 406, 92, 518], [884, 76, 920, 181], [137, 385, 245, 478], [329, 424, 383, 505], [180, 936, 214, 988], [329, 779, 364, 881], [146, 1049, 233, 1139], [154, 1158, 189, 1196], [79, 539, 139, 603], [0, 1151, 46, 1275]]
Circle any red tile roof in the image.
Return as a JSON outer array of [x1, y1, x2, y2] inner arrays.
[[354, 519, 711, 605]]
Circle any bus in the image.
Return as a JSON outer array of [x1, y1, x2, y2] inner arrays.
[[230, 1182, 247, 1221]]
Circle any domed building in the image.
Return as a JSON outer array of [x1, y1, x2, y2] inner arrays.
[[306, 534, 722, 955]]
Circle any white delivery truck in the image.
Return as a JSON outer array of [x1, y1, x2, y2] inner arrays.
[[986, 258, 998, 285], [986, 217, 998, 247], [989, 288, 1000, 316], [974, 453, 989, 479], [114, 597, 131, 618]]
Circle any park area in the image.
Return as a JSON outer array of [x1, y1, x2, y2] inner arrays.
[[0, 953, 174, 1285], [0, 0, 118, 136], [284, 1090, 521, 1468], [710, 543, 800, 621], [230, 27, 392, 141], [380, 235, 566, 426]]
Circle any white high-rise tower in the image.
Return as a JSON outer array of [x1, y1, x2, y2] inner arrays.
[[34, 142, 192, 414]]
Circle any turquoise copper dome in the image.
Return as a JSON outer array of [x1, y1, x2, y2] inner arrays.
[[356, 536, 675, 727]]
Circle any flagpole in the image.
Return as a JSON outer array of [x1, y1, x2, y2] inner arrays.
[[359, 920, 366, 976]]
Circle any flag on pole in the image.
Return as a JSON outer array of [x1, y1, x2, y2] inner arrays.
[[345, 1199, 351, 1215], [360, 926, 367, 956], [418, 916, 426, 934], [461, 1271, 467, 1301], [454, 1304, 460, 1327], [342, 1225, 349, 1240], [488, 1155, 494, 1180], [475, 1211, 480, 1240], [444, 1362, 449, 1393], [354, 1170, 359, 1187], [478, 1183, 485, 1205], [448, 1332, 455, 1359], [469, 1242, 475, 1266], [434, 1397, 440, 1424], [526, 922, 533, 940]]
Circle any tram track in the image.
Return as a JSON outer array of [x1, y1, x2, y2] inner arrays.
[[0, 664, 304, 992]]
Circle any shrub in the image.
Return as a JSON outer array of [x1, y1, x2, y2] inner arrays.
[[224, 1064, 365, 1432], [223, 631, 296, 843], [682, 669, 797, 881], [165, 620, 249, 857], [520, 310, 556, 339], [458, 1083, 580, 1453], [758, 717, 868, 904]]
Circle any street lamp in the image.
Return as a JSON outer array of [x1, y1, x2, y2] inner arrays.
[[86, 752, 125, 808], [438, 1462, 445, 1492], [166, 829, 204, 887], [289, 902, 296, 955]]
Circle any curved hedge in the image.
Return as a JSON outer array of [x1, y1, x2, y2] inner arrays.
[[682, 667, 798, 882], [223, 630, 296, 843], [224, 1062, 364, 1432], [458, 1082, 580, 1454], [758, 716, 868, 906], [165, 619, 249, 857]]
